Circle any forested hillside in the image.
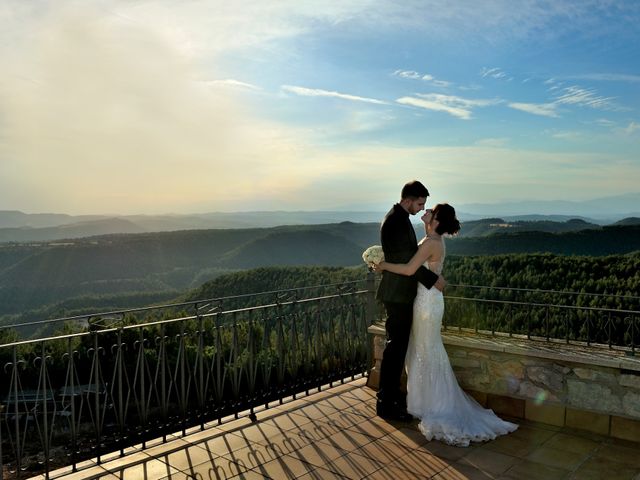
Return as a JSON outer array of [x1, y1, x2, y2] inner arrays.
[[184, 253, 639, 315], [0, 222, 638, 324], [178, 253, 640, 317], [447, 225, 640, 256], [445, 253, 640, 309], [457, 218, 598, 237], [2, 250, 638, 340]]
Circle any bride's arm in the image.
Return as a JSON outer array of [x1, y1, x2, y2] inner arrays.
[[379, 241, 432, 276]]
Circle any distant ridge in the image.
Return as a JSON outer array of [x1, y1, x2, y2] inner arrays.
[[614, 217, 640, 226], [0, 211, 625, 244], [0, 218, 146, 242], [456, 218, 600, 237], [216, 230, 364, 268], [0, 210, 385, 242], [457, 193, 640, 220], [1, 222, 639, 319]]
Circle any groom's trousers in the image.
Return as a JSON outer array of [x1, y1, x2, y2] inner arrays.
[[378, 301, 413, 408]]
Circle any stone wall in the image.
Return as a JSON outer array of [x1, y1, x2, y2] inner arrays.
[[368, 324, 640, 441], [447, 344, 640, 420]]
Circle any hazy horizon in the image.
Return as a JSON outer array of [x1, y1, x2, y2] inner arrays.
[[3, 192, 639, 220], [1, 1, 638, 215]]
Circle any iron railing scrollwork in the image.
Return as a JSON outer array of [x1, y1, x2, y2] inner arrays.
[[1, 276, 637, 479], [0, 278, 373, 479], [442, 295, 639, 354]]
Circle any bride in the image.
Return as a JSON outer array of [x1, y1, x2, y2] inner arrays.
[[376, 203, 518, 446]]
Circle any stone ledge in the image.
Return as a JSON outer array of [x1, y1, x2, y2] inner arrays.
[[368, 323, 640, 372], [368, 323, 640, 441]]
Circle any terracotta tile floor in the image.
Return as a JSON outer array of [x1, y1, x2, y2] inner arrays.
[[35, 377, 640, 480]]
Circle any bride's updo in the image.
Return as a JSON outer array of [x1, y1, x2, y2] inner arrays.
[[432, 203, 461, 235]]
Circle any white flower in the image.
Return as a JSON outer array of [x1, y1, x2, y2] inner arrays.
[[362, 245, 384, 266]]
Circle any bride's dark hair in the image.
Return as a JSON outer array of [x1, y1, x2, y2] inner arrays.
[[432, 203, 461, 235]]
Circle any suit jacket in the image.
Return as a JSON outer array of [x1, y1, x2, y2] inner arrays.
[[375, 204, 439, 304]]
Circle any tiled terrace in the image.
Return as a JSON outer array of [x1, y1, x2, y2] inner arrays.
[[36, 377, 640, 480]]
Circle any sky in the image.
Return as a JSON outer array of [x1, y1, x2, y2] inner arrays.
[[0, 0, 639, 215]]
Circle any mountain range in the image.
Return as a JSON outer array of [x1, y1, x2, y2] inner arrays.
[[2, 192, 639, 243], [1, 220, 639, 320], [0, 211, 386, 242], [455, 193, 640, 221]]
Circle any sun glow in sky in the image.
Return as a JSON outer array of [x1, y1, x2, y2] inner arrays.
[[1, 1, 638, 214]]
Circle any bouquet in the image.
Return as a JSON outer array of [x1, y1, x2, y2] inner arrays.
[[362, 245, 384, 267]]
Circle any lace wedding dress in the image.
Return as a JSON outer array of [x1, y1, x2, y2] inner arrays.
[[406, 246, 518, 447]]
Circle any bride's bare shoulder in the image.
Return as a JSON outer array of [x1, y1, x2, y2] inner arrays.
[[418, 237, 443, 255]]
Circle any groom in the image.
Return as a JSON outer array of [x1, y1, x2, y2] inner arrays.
[[376, 180, 445, 421]]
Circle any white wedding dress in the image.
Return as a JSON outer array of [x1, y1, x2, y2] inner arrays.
[[406, 249, 518, 447]]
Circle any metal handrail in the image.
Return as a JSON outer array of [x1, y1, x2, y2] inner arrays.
[[0, 276, 638, 479], [0, 279, 366, 333], [0, 289, 369, 350], [448, 283, 640, 301], [444, 295, 640, 315], [442, 294, 639, 354], [0, 279, 373, 480]]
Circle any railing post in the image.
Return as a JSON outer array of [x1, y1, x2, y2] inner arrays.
[[365, 271, 377, 387], [632, 315, 637, 356], [137, 328, 147, 448], [179, 322, 187, 436], [366, 270, 376, 326], [67, 338, 78, 472], [92, 332, 102, 465], [158, 324, 168, 441], [12, 346, 21, 477], [116, 328, 124, 455], [197, 313, 205, 429], [38, 341, 50, 480]]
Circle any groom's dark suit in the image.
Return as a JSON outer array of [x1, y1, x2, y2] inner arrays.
[[376, 203, 438, 417]]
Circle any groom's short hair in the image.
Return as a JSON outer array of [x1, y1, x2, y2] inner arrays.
[[401, 180, 429, 199]]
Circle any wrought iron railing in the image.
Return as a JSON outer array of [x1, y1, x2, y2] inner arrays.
[[0, 277, 375, 479], [446, 283, 640, 310], [0, 276, 637, 479], [442, 284, 640, 354]]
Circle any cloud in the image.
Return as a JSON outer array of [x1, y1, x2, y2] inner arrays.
[[474, 138, 509, 148], [0, 5, 341, 214], [431, 79, 453, 88], [393, 69, 452, 87], [282, 85, 389, 105], [205, 79, 262, 91], [567, 73, 640, 83], [510, 80, 621, 118], [551, 131, 582, 140], [397, 93, 499, 120], [624, 121, 640, 135], [334, 144, 640, 208], [397, 97, 469, 119], [481, 67, 508, 80], [595, 118, 616, 127], [1, 1, 638, 214], [458, 84, 482, 91], [508, 102, 559, 118], [553, 85, 617, 110], [393, 70, 422, 80]]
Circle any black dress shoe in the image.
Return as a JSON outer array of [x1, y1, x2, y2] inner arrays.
[[377, 401, 413, 422], [385, 409, 414, 422]]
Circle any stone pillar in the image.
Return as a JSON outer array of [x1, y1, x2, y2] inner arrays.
[[367, 323, 386, 389], [366, 323, 407, 393]]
